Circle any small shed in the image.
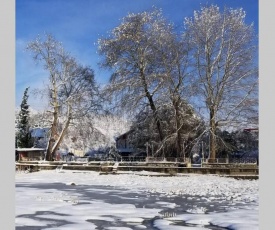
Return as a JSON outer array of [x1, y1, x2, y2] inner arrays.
[[16, 148, 46, 161], [115, 130, 136, 157]]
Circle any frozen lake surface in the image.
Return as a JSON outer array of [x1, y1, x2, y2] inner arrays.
[[15, 170, 258, 229]]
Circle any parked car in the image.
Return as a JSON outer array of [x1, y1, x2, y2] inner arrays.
[[84, 151, 105, 161], [62, 152, 75, 161]]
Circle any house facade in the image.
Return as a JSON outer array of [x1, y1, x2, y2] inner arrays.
[[115, 130, 135, 157], [16, 148, 46, 161]]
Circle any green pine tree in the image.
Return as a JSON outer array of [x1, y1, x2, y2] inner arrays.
[[16, 87, 33, 148]]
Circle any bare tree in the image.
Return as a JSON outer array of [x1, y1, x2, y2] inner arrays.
[[98, 8, 206, 157], [155, 27, 202, 157], [98, 8, 176, 142], [184, 5, 258, 160], [27, 33, 100, 160]]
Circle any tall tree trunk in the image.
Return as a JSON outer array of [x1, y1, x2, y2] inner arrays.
[[140, 70, 164, 142], [50, 103, 72, 157], [46, 76, 59, 161], [209, 108, 217, 162], [147, 93, 164, 142], [51, 116, 71, 156], [46, 110, 58, 161], [173, 98, 182, 158]]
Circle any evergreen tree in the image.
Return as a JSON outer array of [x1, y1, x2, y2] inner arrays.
[[16, 87, 33, 148]]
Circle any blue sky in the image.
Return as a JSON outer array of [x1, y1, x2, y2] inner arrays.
[[16, 0, 258, 110]]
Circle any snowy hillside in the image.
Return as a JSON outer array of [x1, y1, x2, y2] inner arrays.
[[15, 106, 132, 154], [58, 114, 132, 153]]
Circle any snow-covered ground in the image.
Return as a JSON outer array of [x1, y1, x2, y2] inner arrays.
[[15, 170, 258, 229]]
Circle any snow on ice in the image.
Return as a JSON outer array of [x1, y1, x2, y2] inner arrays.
[[15, 170, 258, 229]]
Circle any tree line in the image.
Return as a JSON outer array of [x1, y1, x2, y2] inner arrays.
[[16, 5, 258, 161]]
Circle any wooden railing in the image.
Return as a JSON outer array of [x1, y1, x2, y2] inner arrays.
[[202, 158, 258, 164], [146, 157, 190, 163]]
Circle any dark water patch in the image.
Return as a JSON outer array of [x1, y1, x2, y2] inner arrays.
[[152, 216, 228, 230], [17, 211, 70, 218], [87, 216, 158, 230], [16, 211, 72, 230]]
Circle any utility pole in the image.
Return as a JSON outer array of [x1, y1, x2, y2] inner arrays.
[[201, 141, 204, 160], [146, 142, 149, 159], [208, 131, 211, 160], [183, 141, 185, 162], [201, 141, 204, 166]]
